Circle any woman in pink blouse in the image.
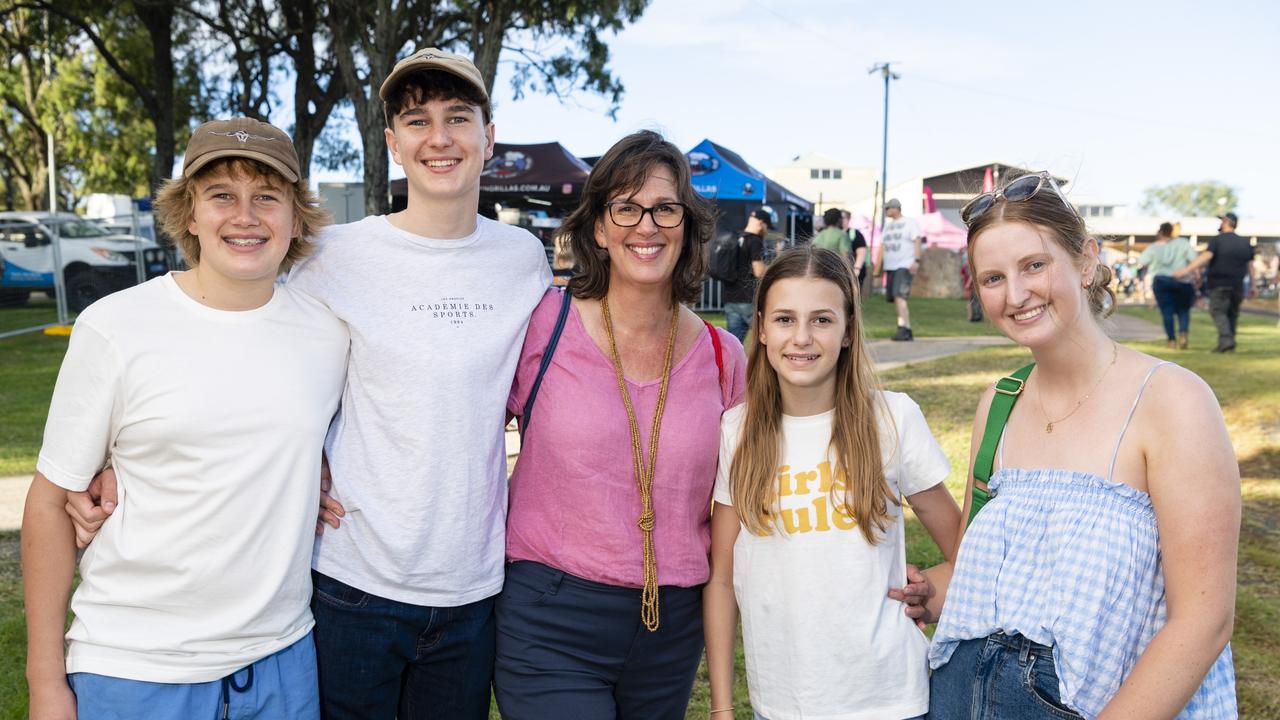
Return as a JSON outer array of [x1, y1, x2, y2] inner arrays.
[[494, 130, 746, 719]]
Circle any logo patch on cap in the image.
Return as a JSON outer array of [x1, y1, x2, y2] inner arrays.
[[210, 130, 276, 144]]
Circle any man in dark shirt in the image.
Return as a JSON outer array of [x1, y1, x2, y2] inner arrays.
[[842, 209, 869, 289], [1176, 212, 1256, 352], [721, 208, 769, 343]]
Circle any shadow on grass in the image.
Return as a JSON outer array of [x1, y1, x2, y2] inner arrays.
[[1239, 446, 1280, 482]]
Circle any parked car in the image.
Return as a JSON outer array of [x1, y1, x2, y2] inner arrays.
[[0, 211, 169, 311]]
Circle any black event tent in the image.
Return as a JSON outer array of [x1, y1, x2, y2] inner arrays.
[[389, 141, 591, 215]]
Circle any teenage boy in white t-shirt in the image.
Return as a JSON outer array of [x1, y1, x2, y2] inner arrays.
[[24, 118, 348, 719]]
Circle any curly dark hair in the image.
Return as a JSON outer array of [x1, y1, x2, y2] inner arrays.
[[560, 130, 716, 306]]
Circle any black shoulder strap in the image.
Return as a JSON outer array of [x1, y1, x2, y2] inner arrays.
[[967, 362, 1035, 526], [520, 288, 573, 436]]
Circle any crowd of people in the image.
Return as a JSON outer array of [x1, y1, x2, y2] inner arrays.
[[22, 47, 1243, 720]]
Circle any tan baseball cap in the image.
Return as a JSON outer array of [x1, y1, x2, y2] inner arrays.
[[378, 47, 488, 104], [183, 117, 300, 183]]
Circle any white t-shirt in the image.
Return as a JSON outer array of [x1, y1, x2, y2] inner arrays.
[[286, 214, 551, 606], [36, 274, 348, 683], [713, 392, 950, 720], [881, 216, 922, 271]]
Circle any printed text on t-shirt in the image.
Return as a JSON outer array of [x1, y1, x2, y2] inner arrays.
[[409, 297, 497, 326], [771, 460, 859, 534]]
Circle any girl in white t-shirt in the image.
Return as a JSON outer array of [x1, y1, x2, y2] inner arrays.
[[704, 247, 962, 720]]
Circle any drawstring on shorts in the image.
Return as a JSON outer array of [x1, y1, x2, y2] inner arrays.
[[219, 665, 254, 719]]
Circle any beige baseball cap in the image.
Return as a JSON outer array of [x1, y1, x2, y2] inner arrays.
[[378, 47, 488, 103], [183, 117, 300, 183]]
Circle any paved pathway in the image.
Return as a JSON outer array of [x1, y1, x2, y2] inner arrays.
[[0, 313, 1167, 532]]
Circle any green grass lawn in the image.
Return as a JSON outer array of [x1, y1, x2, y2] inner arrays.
[[0, 296, 67, 336], [0, 301, 1275, 717]]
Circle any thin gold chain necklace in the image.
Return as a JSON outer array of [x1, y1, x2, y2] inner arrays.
[[600, 295, 679, 632], [1036, 342, 1118, 433]]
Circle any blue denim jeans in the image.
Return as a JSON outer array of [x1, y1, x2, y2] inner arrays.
[[926, 633, 1083, 719], [310, 571, 495, 720], [722, 302, 753, 344], [1152, 275, 1195, 340], [68, 633, 318, 720]]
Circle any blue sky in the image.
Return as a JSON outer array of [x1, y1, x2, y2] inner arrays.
[[329, 0, 1280, 216]]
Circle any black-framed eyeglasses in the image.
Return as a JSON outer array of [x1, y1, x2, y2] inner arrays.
[[605, 201, 687, 228], [960, 172, 1076, 227]]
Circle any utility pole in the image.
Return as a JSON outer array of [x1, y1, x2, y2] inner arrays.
[[868, 62, 899, 231]]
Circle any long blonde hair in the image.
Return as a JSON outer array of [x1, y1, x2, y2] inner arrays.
[[729, 247, 897, 543]]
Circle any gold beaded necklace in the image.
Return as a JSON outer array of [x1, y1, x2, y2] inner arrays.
[[600, 295, 679, 632]]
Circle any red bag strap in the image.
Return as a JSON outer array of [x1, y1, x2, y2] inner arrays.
[[704, 320, 727, 406]]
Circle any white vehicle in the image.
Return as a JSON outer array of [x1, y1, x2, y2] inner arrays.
[[0, 211, 169, 311], [84, 193, 157, 242]]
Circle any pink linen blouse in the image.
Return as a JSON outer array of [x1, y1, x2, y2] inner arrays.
[[506, 289, 747, 588]]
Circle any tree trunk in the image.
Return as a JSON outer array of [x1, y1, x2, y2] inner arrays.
[[284, 0, 344, 180], [134, 1, 177, 193], [329, 0, 403, 216], [469, 0, 508, 94]]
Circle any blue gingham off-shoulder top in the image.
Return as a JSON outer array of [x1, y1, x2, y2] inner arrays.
[[929, 362, 1237, 719]]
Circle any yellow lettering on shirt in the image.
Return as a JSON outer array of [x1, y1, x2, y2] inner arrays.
[[831, 500, 858, 531], [780, 507, 812, 534], [813, 495, 831, 532], [793, 470, 817, 495], [771, 459, 861, 534]]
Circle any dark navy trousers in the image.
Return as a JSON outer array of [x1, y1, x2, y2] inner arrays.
[[493, 560, 704, 720], [310, 570, 496, 720]]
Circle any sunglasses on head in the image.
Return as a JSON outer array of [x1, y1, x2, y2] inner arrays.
[[961, 172, 1076, 227]]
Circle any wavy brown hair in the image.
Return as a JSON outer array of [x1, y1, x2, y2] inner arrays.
[[964, 173, 1115, 318], [730, 247, 897, 543], [154, 157, 328, 274], [560, 130, 715, 306]]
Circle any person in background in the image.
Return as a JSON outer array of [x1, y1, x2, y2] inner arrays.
[[719, 208, 770, 344], [551, 234, 575, 287], [1139, 221, 1197, 349], [811, 207, 851, 256], [1175, 211, 1255, 352], [842, 209, 869, 289], [874, 198, 923, 341]]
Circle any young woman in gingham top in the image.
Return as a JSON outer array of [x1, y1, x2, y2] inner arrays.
[[916, 173, 1238, 719]]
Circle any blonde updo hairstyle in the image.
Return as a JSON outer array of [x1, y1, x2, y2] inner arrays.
[[965, 174, 1115, 319]]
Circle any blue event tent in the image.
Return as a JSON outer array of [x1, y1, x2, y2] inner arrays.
[[684, 139, 813, 241]]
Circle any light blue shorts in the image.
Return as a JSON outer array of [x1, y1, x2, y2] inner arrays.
[[67, 632, 318, 720]]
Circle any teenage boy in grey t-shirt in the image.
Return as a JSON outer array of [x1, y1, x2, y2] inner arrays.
[[289, 48, 550, 719]]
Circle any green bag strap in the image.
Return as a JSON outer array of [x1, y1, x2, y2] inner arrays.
[[967, 363, 1035, 527]]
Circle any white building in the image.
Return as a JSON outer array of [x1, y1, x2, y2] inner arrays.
[[768, 153, 878, 218]]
